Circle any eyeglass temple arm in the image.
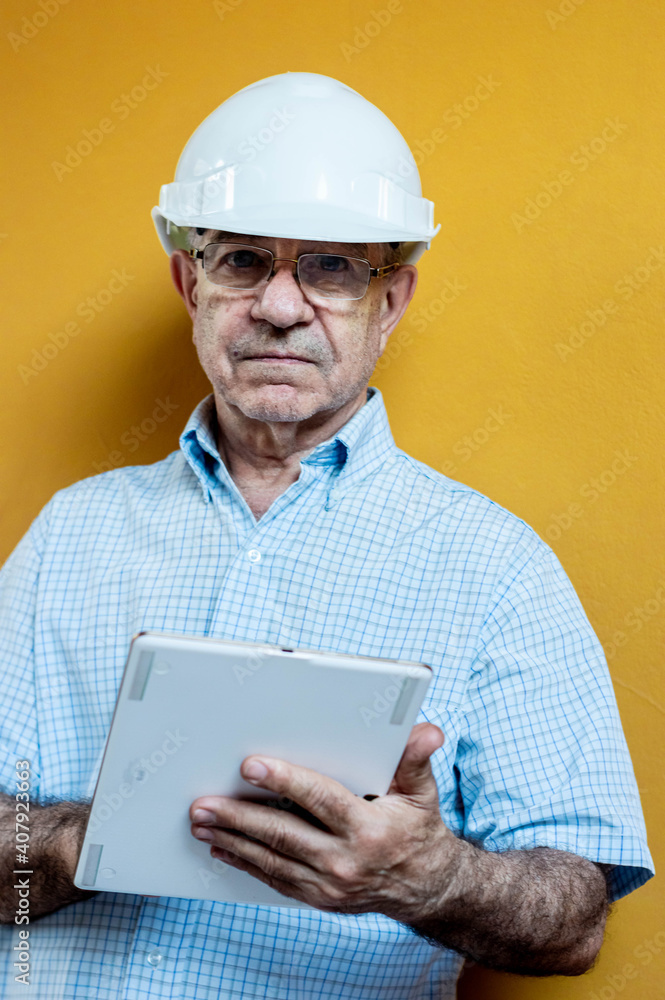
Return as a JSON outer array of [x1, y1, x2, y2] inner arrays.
[[369, 262, 401, 278]]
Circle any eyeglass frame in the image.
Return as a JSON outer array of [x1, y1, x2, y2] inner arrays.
[[187, 242, 401, 300]]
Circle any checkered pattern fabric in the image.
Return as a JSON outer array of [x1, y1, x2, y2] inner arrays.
[[0, 386, 653, 998]]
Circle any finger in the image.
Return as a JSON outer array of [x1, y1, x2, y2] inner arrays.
[[388, 723, 444, 801], [191, 796, 332, 866], [237, 757, 363, 836], [203, 825, 316, 887], [210, 843, 349, 913], [415, 722, 445, 759], [210, 844, 311, 905]]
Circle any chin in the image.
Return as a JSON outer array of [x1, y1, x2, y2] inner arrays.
[[230, 384, 323, 423]]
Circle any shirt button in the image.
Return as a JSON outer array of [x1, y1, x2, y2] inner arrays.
[[147, 950, 163, 967], [247, 548, 261, 563]]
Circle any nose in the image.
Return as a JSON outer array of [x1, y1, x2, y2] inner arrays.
[[249, 259, 316, 329]]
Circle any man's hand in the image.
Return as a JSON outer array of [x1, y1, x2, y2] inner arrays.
[[189, 722, 450, 919], [189, 724, 611, 976]]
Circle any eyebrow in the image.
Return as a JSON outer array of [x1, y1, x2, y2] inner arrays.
[[200, 230, 369, 257]]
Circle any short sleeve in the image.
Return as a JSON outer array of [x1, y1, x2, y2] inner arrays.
[[456, 542, 654, 903], [0, 509, 49, 798]]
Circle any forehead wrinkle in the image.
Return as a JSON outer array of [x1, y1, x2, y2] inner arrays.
[[200, 230, 369, 258]]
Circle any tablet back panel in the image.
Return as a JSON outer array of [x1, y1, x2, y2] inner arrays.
[[74, 633, 432, 908]]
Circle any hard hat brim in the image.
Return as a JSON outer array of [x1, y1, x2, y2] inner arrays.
[[152, 206, 435, 264]]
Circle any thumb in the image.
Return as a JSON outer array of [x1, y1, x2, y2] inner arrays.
[[389, 722, 444, 800]]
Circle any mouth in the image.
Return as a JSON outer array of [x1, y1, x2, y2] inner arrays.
[[243, 354, 313, 364]]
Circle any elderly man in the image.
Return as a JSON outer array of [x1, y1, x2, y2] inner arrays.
[[0, 73, 653, 999]]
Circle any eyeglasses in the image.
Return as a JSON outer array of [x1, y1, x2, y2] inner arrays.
[[188, 242, 400, 300]]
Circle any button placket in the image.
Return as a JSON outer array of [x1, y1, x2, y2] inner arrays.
[[205, 475, 333, 638]]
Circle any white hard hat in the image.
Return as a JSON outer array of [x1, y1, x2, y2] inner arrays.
[[152, 72, 439, 264]]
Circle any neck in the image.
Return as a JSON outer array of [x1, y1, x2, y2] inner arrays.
[[212, 387, 367, 487]]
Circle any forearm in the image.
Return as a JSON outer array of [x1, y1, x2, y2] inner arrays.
[[0, 793, 99, 924], [407, 842, 609, 976]]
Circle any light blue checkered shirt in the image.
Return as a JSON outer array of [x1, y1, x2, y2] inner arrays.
[[0, 385, 653, 999]]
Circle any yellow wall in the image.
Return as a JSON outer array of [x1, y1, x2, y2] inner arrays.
[[2, 0, 662, 994]]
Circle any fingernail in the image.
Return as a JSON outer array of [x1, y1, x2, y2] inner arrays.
[[192, 809, 215, 824], [193, 826, 213, 841], [243, 760, 268, 782]]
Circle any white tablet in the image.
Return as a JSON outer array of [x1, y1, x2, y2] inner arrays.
[[74, 632, 432, 909]]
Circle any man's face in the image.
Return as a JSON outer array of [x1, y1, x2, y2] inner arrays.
[[170, 232, 417, 425]]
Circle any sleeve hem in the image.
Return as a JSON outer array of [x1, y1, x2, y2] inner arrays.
[[481, 831, 655, 903]]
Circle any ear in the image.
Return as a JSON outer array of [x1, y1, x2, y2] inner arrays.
[[169, 249, 199, 320], [377, 265, 418, 354]]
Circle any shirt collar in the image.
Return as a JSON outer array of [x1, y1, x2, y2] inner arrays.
[[178, 385, 397, 503]]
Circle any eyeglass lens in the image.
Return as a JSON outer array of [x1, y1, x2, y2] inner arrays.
[[201, 244, 371, 299]]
